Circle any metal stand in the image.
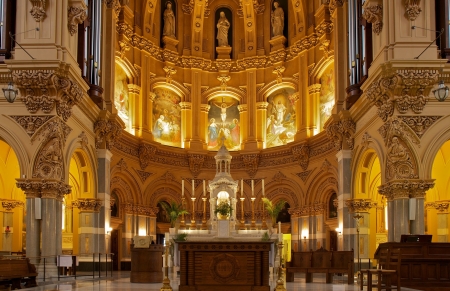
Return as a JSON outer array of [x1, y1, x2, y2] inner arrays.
[[354, 213, 363, 282], [160, 242, 172, 291], [274, 242, 286, 291]]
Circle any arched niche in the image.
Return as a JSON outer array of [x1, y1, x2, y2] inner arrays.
[[214, 7, 233, 58], [265, 87, 296, 148], [207, 95, 240, 151], [114, 63, 132, 132], [270, 0, 288, 43], [152, 87, 183, 148], [160, 0, 177, 44]]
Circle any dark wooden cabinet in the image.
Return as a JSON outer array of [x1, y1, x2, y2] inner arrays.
[[130, 244, 163, 283]]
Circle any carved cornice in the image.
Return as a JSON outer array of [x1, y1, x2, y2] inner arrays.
[[9, 115, 53, 137], [16, 178, 71, 199], [325, 114, 356, 151], [362, 3, 383, 35], [13, 70, 84, 122], [378, 179, 434, 200], [236, 56, 267, 70], [398, 116, 441, 138], [1, 200, 24, 211], [163, 49, 180, 64], [241, 153, 260, 178], [328, 0, 344, 15], [272, 66, 285, 84], [365, 69, 439, 121], [68, 3, 87, 36], [123, 203, 158, 216], [269, 50, 287, 64], [315, 20, 334, 35], [188, 154, 205, 178], [72, 198, 102, 212], [289, 202, 326, 217], [94, 112, 124, 150], [163, 66, 177, 84], [29, 0, 47, 22], [179, 57, 212, 70], [290, 34, 320, 56], [291, 143, 310, 170], [345, 199, 377, 213], [138, 142, 157, 170], [404, 0, 421, 21], [427, 200, 450, 213], [117, 22, 163, 61], [215, 60, 232, 71]]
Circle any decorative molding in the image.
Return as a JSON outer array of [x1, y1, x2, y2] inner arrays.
[[328, 0, 344, 15], [291, 143, 310, 170], [138, 143, 156, 170], [294, 169, 314, 183], [427, 200, 450, 213], [317, 177, 338, 196], [325, 114, 356, 151], [289, 202, 326, 217], [179, 56, 212, 70], [16, 179, 71, 199], [241, 153, 260, 178], [272, 66, 285, 84], [123, 203, 158, 216], [273, 171, 287, 183], [378, 179, 434, 200], [13, 70, 84, 121], [119, 40, 130, 59], [1, 200, 24, 211], [315, 21, 333, 36], [404, 0, 421, 21], [78, 131, 88, 148], [362, 3, 383, 35], [68, 3, 87, 36], [236, 56, 267, 70], [269, 50, 287, 64], [116, 158, 128, 171], [134, 168, 154, 183], [345, 199, 377, 213], [217, 75, 231, 91], [72, 198, 102, 212], [29, 0, 47, 22], [361, 132, 372, 149], [163, 49, 180, 64], [94, 113, 124, 150], [111, 176, 132, 194], [182, 0, 194, 14], [398, 116, 441, 138], [188, 154, 205, 178], [215, 60, 232, 71], [321, 159, 332, 173], [163, 66, 177, 84], [9, 115, 53, 137], [319, 39, 331, 59]]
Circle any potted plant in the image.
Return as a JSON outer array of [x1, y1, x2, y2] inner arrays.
[[159, 201, 189, 231], [262, 197, 287, 228], [214, 200, 233, 219]]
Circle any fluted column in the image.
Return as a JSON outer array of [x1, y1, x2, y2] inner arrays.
[[200, 104, 210, 148], [129, 85, 141, 136], [336, 150, 353, 251], [256, 102, 268, 148], [243, 68, 257, 150], [23, 187, 41, 264], [296, 52, 311, 139], [308, 84, 321, 133], [238, 104, 248, 148], [97, 149, 112, 253], [190, 68, 205, 150], [180, 102, 192, 149]]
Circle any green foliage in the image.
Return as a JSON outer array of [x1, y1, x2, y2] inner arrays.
[[173, 233, 188, 242], [214, 200, 233, 216], [159, 201, 189, 228], [261, 231, 270, 241], [262, 197, 287, 227]]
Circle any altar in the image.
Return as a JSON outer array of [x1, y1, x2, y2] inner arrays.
[[178, 241, 271, 291]]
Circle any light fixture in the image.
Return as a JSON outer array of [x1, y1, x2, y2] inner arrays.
[[433, 80, 449, 102], [335, 228, 342, 235], [107, 227, 113, 235], [2, 82, 18, 103]]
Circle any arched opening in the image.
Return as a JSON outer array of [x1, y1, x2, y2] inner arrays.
[[0, 139, 25, 253]]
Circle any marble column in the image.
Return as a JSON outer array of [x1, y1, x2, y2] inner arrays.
[[41, 188, 60, 268], [97, 149, 112, 253], [24, 191, 41, 265], [410, 184, 433, 235], [336, 150, 353, 251], [392, 191, 410, 242]]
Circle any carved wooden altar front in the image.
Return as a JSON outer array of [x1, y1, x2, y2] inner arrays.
[[178, 241, 271, 291]]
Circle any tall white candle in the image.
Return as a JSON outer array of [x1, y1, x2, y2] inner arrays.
[[182, 179, 184, 197], [192, 179, 195, 197], [203, 180, 206, 196], [241, 179, 243, 197], [251, 180, 254, 196], [262, 179, 265, 197], [278, 221, 281, 234]]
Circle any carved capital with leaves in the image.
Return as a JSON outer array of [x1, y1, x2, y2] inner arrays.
[[94, 112, 124, 150], [291, 143, 310, 170], [188, 154, 205, 178], [241, 153, 260, 178], [138, 143, 157, 170]]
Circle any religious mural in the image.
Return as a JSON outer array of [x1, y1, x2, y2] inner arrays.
[[207, 98, 240, 151], [152, 88, 182, 147], [319, 65, 335, 130], [114, 64, 130, 131], [265, 88, 296, 148]]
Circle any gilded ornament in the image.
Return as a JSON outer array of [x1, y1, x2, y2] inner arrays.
[[68, 4, 87, 36]]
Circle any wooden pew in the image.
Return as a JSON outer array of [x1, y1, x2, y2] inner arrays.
[[0, 258, 38, 290], [286, 247, 354, 284]]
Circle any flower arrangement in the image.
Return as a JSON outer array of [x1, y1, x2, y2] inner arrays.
[[214, 200, 233, 218]]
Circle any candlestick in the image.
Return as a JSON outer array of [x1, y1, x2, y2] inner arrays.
[[192, 179, 194, 197], [203, 180, 206, 196], [190, 197, 196, 230], [240, 197, 246, 230], [160, 241, 173, 291], [250, 197, 256, 230], [241, 179, 243, 197], [182, 179, 184, 197], [201, 197, 207, 230], [251, 180, 254, 196], [262, 179, 265, 197], [278, 221, 281, 234]]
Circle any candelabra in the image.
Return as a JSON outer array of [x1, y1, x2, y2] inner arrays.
[[354, 213, 363, 281], [160, 241, 173, 291], [190, 197, 196, 230], [201, 197, 207, 230], [180, 197, 186, 230], [274, 241, 286, 291], [240, 197, 246, 230], [250, 197, 256, 230], [261, 201, 267, 230]]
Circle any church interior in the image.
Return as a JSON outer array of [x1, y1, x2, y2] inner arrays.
[[0, 0, 450, 290]]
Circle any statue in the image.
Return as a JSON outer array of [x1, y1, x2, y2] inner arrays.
[[163, 1, 176, 38], [216, 11, 230, 47], [271, 1, 284, 37]]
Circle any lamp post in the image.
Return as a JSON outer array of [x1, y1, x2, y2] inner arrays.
[[2, 82, 18, 103], [353, 213, 363, 281], [433, 80, 449, 102]]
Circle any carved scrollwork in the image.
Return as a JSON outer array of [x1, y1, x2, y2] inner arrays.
[[404, 0, 421, 21], [163, 66, 177, 84], [378, 179, 434, 200], [68, 3, 87, 36], [236, 56, 266, 70], [427, 200, 450, 213], [325, 114, 356, 151], [328, 0, 344, 15], [272, 66, 285, 84], [217, 75, 231, 91], [1, 200, 25, 211], [319, 40, 331, 58], [16, 178, 71, 199], [398, 116, 441, 138], [72, 198, 103, 212], [78, 131, 88, 148], [362, 3, 383, 35], [9, 115, 53, 137], [134, 169, 154, 183], [29, 0, 47, 22], [345, 199, 377, 213], [241, 154, 260, 178], [138, 143, 156, 170], [94, 113, 124, 150], [294, 169, 313, 183], [123, 203, 158, 216], [291, 143, 310, 170], [188, 154, 205, 178]]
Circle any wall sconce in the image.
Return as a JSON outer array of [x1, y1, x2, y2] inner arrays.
[[5, 226, 11, 233], [433, 80, 449, 102], [107, 227, 113, 235], [2, 82, 18, 103], [303, 236, 306, 240], [335, 228, 342, 235]]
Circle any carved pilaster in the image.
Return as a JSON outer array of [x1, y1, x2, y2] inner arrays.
[[188, 154, 205, 178], [68, 2, 87, 36], [345, 199, 377, 213], [138, 143, 157, 170], [291, 143, 310, 170], [94, 112, 124, 150], [241, 153, 260, 178], [362, 2, 383, 35]]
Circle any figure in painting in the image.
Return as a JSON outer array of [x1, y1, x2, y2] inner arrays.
[[208, 118, 219, 147], [217, 11, 230, 47], [271, 1, 284, 37], [154, 115, 166, 139], [213, 102, 235, 124], [229, 118, 240, 146], [163, 1, 176, 38], [272, 100, 286, 124], [388, 137, 408, 162]]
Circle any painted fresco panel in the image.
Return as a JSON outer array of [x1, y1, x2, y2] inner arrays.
[[207, 98, 240, 151], [152, 88, 182, 147], [320, 65, 335, 130], [114, 64, 130, 131], [265, 88, 296, 148]]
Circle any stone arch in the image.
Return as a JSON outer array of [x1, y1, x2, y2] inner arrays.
[[203, 87, 245, 104], [67, 148, 97, 200], [306, 175, 338, 205], [115, 57, 140, 86], [352, 148, 382, 201], [312, 58, 334, 84], [258, 80, 298, 102], [0, 125, 29, 178], [150, 79, 189, 102], [148, 186, 183, 207], [110, 174, 141, 204]]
